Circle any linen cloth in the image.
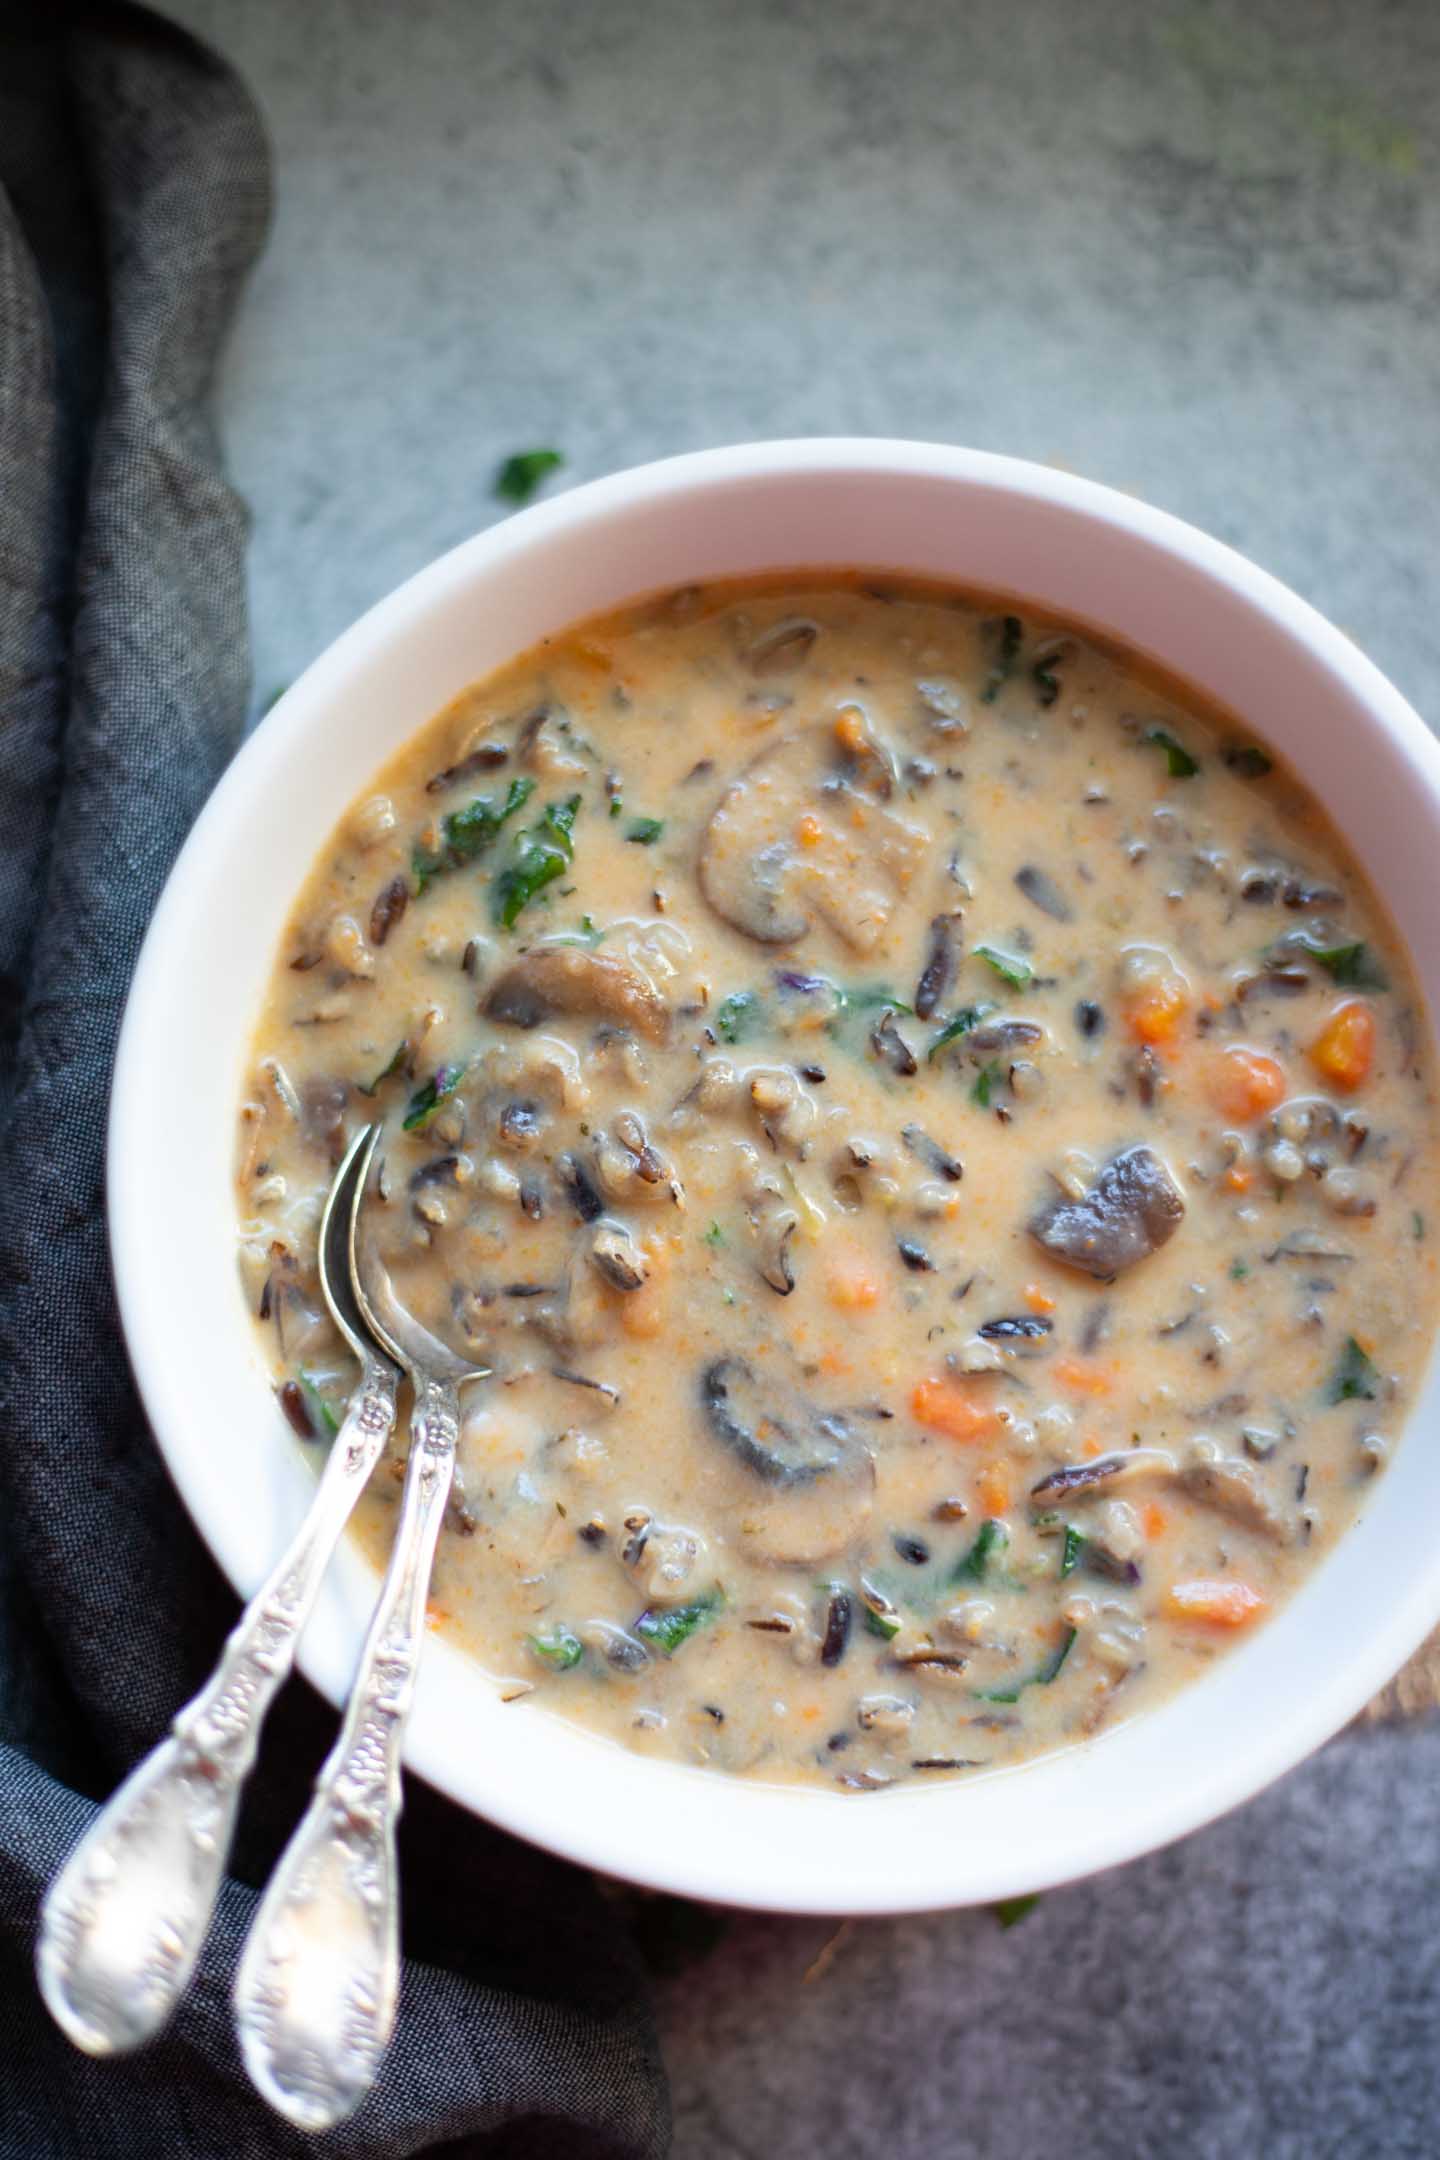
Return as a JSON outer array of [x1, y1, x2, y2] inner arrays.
[[0, 7, 669, 2154]]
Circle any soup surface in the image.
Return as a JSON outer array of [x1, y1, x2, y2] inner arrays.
[[237, 576, 1440, 1791]]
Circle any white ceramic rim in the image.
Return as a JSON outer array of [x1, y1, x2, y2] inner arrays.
[[110, 439, 1440, 1915]]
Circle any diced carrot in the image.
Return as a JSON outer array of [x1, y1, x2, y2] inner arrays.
[[1081, 1433, 1104, 1459], [1141, 1501, 1168, 1540], [911, 1375, 1002, 1443], [796, 810, 823, 849], [1053, 1357, 1117, 1397], [1309, 1000, 1375, 1092], [1164, 1579, 1266, 1628], [1208, 1046, 1288, 1122], [1223, 1164, 1253, 1193], [835, 707, 867, 755], [825, 1245, 881, 1310], [619, 1239, 669, 1337], [1024, 1283, 1057, 1315], [977, 1461, 1011, 1516], [799, 1703, 823, 1723], [1126, 979, 1188, 1046]]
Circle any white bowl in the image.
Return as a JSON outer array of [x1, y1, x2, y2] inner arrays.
[[112, 440, 1440, 1915]]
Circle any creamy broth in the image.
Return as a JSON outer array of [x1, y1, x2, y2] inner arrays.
[[237, 577, 1440, 1791]]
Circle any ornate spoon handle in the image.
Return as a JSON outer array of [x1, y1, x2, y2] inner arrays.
[[233, 1372, 459, 2133], [36, 1356, 399, 2055]]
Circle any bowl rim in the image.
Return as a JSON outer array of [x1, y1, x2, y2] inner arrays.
[[109, 437, 1440, 1914]]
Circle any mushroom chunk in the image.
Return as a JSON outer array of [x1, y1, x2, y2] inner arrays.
[[914, 910, 963, 1019], [1181, 1440, 1290, 1543], [1015, 864, 1073, 922], [700, 1357, 875, 1564], [1030, 1447, 1177, 1502], [485, 947, 670, 1044], [1028, 1144, 1185, 1281], [698, 730, 926, 950], [701, 1357, 859, 1487], [589, 1221, 650, 1294]]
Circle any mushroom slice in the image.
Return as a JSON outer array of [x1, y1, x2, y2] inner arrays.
[[485, 947, 670, 1044], [1181, 1440, 1290, 1543], [701, 1357, 862, 1487], [697, 730, 926, 950], [1028, 1144, 1185, 1281], [588, 1221, 650, 1293]]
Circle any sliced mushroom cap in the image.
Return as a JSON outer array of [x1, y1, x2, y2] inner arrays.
[[1030, 1447, 1177, 1502], [701, 1357, 863, 1487], [485, 947, 670, 1044], [1029, 1144, 1185, 1280], [1181, 1440, 1291, 1543], [698, 730, 925, 950]]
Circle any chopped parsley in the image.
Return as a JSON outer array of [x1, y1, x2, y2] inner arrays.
[[494, 448, 564, 507], [927, 1002, 995, 1061], [626, 816, 665, 845], [402, 1062, 464, 1132], [974, 944, 1032, 991], [1146, 727, 1200, 779], [492, 793, 581, 928], [412, 775, 535, 894], [714, 989, 763, 1043], [1326, 1335, 1379, 1405]]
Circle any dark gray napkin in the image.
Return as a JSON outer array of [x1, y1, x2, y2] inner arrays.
[[0, 8, 669, 2154]]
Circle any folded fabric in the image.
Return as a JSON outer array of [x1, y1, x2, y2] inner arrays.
[[0, 8, 669, 2153]]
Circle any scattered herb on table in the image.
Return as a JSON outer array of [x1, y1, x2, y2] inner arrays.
[[493, 793, 582, 927], [1146, 727, 1200, 779], [494, 448, 564, 507], [1326, 1335, 1379, 1405]]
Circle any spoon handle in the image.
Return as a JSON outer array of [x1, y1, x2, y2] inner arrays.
[[36, 1356, 399, 2056], [233, 1371, 459, 2133]]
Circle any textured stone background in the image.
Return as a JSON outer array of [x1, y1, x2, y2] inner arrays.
[[168, 2, 1440, 2151]]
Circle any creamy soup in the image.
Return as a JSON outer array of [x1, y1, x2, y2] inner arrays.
[[236, 577, 1440, 1792]]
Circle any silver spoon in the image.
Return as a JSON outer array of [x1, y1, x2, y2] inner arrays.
[[37, 1122, 400, 2055], [233, 1139, 489, 2132]]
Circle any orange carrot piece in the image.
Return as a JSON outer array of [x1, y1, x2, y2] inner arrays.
[[977, 1461, 1011, 1516], [796, 810, 823, 849], [1126, 979, 1188, 1046], [1053, 1357, 1117, 1397], [1024, 1282, 1057, 1315], [825, 1246, 881, 1310], [1165, 1579, 1266, 1628], [1223, 1164, 1253, 1194], [910, 1375, 1001, 1443], [1309, 1000, 1375, 1091], [1141, 1501, 1169, 1540], [1208, 1046, 1287, 1122]]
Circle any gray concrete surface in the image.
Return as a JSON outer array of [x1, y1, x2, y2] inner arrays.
[[166, 2, 1440, 2151]]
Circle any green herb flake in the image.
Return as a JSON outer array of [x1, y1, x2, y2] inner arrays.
[[994, 1893, 1041, 1930], [976, 1625, 1077, 1704], [298, 1372, 340, 1438], [927, 1002, 995, 1062], [357, 1038, 409, 1097], [979, 614, 1023, 704], [1326, 1335, 1379, 1405], [1225, 745, 1274, 778], [862, 1602, 902, 1642], [1145, 727, 1200, 779], [1032, 656, 1060, 709], [1414, 1212, 1426, 1241], [413, 774, 535, 894], [974, 943, 1033, 991], [625, 816, 664, 846], [714, 989, 763, 1044], [493, 793, 582, 928], [402, 1061, 465, 1132], [971, 1060, 1004, 1109], [528, 1625, 584, 1671], [1059, 1525, 1086, 1579], [635, 1589, 723, 1655], [703, 1221, 726, 1247], [494, 448, 564, 507], [1282, 936, 1389, 991], [1229, 1258, 1250, 1282], [954, 1518, 1009, 1583]]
